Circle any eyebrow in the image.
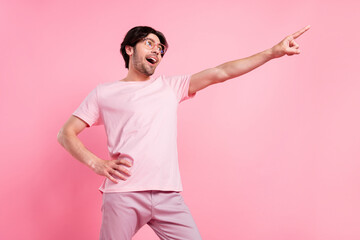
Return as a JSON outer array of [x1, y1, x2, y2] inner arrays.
[[146, 37, 161, 44]]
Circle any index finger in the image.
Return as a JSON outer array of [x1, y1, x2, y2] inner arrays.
[[116, 158, 132, 167], [291, 25, 311, 39]]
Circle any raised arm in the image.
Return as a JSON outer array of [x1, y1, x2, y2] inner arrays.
[[189, 25, 311, 95], [57, 115, 132, 183]]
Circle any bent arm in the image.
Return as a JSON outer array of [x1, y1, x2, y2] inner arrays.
[[57, 115, 132, 183], [57, 115, 101, 170]]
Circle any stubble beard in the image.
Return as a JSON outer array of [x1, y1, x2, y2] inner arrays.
[[132, 48, 155, 76]]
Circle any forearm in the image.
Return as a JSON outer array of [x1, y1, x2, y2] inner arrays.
[[57, 130, 100, 170], [216, 48, 274, 82], [189, 26, 309, 95]]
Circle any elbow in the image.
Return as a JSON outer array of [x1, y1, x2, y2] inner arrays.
[[57, 129, 64, 146], [57, 127, 70, 147], [213, 67, 230, 84]]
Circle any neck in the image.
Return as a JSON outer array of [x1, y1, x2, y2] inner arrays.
[[122, 66, 151, 82]]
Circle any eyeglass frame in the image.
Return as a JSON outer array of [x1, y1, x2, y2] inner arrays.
[[142, 38, 167, 55]]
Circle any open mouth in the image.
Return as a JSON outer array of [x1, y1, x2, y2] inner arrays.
[[146, 56, 158, 65]]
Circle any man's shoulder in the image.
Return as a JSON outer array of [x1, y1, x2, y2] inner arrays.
[[158, 74, 191, 81], [98, 80, 118, 87], [93, 80, 120, 93]]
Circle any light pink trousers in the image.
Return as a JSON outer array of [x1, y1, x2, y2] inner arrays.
[[99, 191, 202, 240]]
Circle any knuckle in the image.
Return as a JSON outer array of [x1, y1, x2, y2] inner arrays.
[[113, 165, 122, 172], [116, 173, 125, 180]]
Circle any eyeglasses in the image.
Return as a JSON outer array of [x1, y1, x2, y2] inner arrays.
[[143, 38, 167, 55]]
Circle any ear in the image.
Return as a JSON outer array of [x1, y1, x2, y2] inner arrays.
[[125, 45, 134, 56]]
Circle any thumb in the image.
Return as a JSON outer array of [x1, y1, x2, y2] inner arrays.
[[286, 47, 300, 55]]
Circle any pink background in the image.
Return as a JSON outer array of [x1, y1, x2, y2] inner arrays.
[[1, 0, 359, 239]]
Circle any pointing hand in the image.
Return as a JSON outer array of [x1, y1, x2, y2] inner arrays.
[[271, 25, 311, 58]]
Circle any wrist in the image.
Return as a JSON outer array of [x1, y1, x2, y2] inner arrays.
[[88, 156, 102, 171], [265, 48, 276, 60]]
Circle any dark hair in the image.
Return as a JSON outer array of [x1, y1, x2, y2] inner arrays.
[[120, 26, 168, 69]]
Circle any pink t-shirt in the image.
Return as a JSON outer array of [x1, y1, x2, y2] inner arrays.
[[73, 75, 195, 192]]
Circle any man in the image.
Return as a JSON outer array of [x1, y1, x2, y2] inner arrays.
[[57, 25, 310, 239]]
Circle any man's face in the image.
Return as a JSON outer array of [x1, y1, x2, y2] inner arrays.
[[128, 33, 163, 77]]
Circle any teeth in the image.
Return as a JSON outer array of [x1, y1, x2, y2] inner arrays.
[[146, 57, 157, 64]]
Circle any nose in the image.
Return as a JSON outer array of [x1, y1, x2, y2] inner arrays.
[[152, 48, 160, 55]]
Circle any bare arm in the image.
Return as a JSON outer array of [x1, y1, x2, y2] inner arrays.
[[57, 115, 132, 183], [189, 25, 311, 95]]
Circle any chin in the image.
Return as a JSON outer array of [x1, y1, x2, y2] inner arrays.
[[143, 70, 154, 76], [136, 64, 156, 77], [145, 68, 156, 76]]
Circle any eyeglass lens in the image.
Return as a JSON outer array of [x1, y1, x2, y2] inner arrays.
[[144, 39, 165, 54]]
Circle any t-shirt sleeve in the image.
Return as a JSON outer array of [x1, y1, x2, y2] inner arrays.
[[72, 86, 102, 127], [165, 75, 196, 103]]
